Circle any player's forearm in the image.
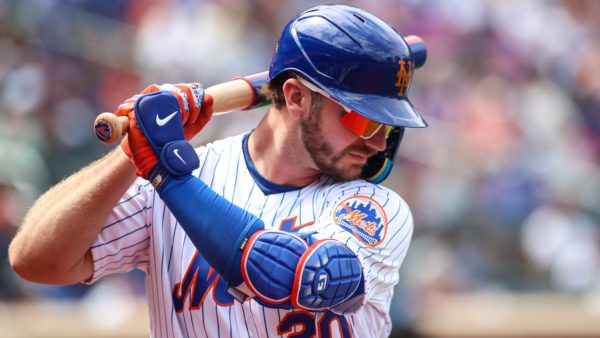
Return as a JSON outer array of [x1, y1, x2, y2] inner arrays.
[[9, 149, 137, 284]]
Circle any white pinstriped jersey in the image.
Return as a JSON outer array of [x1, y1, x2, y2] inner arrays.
[[88, 133, 413, 338]]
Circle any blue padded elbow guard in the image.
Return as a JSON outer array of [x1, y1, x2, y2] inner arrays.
[[241, 231, 363, 311], [291, 239, 363, 311], [241, 230, 308, 307]]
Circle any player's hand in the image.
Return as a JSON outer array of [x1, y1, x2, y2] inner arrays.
[[122, 91, 201, 182], [143, 83, 214, 140], [116, 83, 213, 176]]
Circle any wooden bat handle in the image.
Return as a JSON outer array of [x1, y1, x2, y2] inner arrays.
[[93, 71, 269, 144]]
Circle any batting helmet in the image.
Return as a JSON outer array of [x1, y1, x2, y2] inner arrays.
[[268, 4, 428, 182], [269, 4, 427, 128]]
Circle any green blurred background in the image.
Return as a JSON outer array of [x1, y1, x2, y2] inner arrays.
[[1, 0, 600, 337]]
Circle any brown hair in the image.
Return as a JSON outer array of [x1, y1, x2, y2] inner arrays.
[[260, 71, 322, 113]]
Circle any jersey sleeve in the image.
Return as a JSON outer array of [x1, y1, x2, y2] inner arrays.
[[85, 178, 154, 284], [307, 182, 414, 313]]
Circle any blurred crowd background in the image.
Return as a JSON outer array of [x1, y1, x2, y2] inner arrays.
[[1, 0, 600, 337]]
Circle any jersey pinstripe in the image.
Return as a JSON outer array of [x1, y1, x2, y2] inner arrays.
[[88, 133, 414, 338]]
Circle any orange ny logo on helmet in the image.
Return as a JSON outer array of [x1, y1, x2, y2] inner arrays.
[[395, 60, 412, 97]]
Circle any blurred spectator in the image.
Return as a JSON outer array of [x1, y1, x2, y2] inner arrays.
[[521, 200, 599, 292]]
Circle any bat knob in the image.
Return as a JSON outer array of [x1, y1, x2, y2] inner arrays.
[[94, 112, 128, 144], [404, 35, 427, 69]]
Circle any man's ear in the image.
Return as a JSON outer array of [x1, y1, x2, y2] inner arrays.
[[282, 78, 311, 119]]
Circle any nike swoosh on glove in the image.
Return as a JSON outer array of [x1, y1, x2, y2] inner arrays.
[[115, 83, 213, 177]]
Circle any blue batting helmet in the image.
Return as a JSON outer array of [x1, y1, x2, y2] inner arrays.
[[268, 4, 427, 128]]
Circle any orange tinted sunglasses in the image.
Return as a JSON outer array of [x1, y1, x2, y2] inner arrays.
[[298, 78, 385, 139]]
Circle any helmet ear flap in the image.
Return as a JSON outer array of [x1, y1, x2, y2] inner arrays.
[[361, 127, 405, 183]]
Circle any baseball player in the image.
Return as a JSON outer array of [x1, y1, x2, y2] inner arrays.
[[9, 4, 427, 337]]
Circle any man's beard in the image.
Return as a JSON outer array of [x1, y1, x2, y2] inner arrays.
[[300, 108, 377, 182]]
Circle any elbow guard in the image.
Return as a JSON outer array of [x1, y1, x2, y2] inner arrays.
[[240, 230, 362, 311]]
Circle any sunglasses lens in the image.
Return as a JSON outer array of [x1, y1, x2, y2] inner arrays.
[[341, 111, 383, 138]]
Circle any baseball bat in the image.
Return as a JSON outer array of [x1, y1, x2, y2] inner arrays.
[[94, 71, 270, 144]]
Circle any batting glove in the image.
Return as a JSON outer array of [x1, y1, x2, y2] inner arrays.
[[115, 83, 213, 177]]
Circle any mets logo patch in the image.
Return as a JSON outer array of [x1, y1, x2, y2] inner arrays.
[[332, 196, 388, 246]]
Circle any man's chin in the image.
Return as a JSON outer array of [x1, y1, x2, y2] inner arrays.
[[312, 149, 372, 182], [325, 163, 364, 182]]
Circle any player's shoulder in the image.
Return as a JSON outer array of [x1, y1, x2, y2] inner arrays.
[[321, 179, 410, 221], [317, 179, 412, 248], [323, 179, 405, 206]]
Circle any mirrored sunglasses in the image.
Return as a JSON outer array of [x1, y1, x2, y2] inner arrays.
[[297, 78, 385, 139]]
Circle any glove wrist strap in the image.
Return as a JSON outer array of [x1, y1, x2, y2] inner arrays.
[[149, 140, 199, 192]]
